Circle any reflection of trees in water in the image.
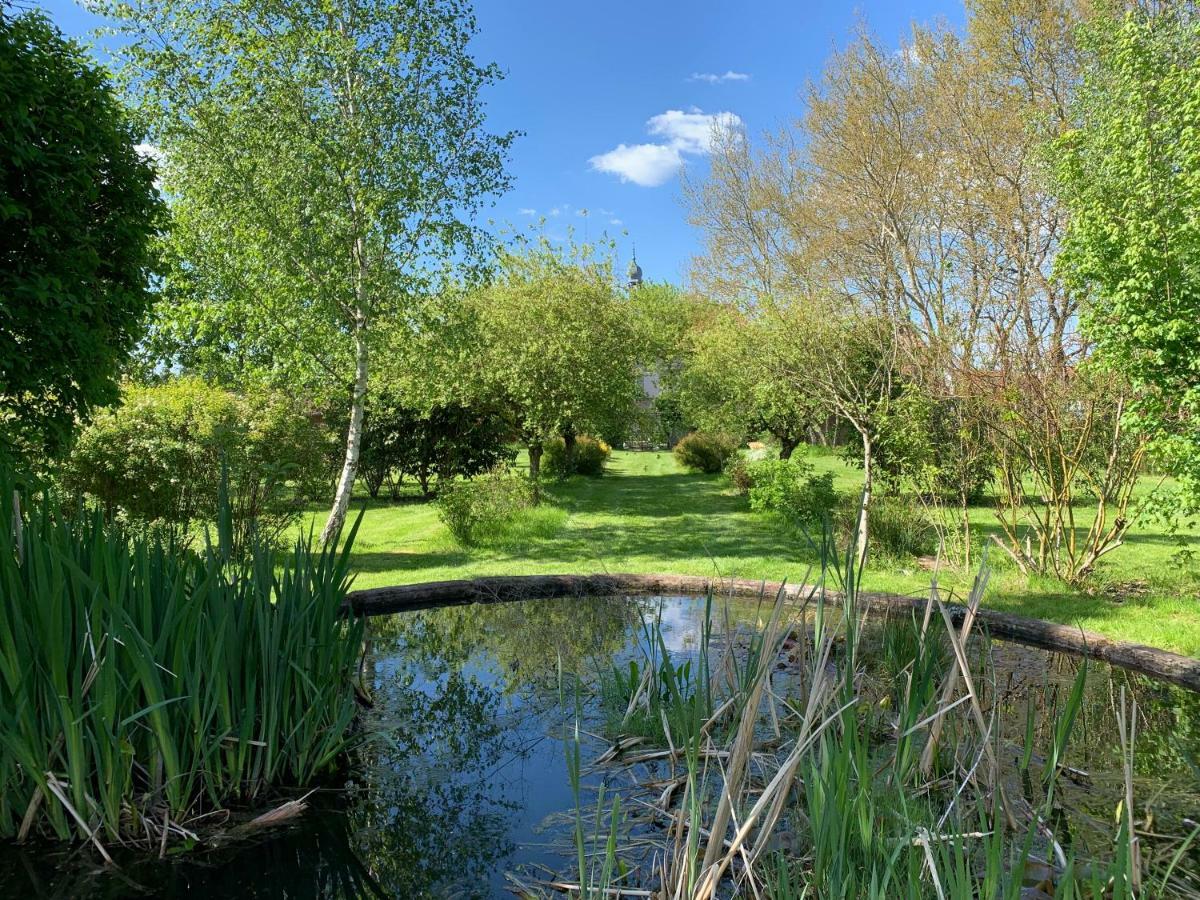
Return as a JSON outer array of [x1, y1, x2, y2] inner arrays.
[[0, 627, 526, 899], [374, 595, 638, 691]]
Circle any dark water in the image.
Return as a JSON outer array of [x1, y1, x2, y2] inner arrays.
[[2, 595, 1197, 898]]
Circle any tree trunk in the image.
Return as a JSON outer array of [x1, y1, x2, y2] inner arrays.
[[528, 442, 543, 505], [321, 319, 368, 544], [561, 424, 577, 474], [779, 433, 799, 460], [855, 436, 873, 576]]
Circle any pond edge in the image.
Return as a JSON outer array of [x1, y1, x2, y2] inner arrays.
[[344, 573, 1200, 693]]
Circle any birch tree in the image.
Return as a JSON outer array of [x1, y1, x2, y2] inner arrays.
[[96, 0, 513, 542]]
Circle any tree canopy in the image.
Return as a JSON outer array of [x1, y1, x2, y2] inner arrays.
[[98, 0, 514, 540], [470, 241, 641, 492], [1056, 6, 1200, 502], [0, 9, 162, 465]]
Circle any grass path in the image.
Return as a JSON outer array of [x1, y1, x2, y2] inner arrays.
[[309, 449, 1200, 656]]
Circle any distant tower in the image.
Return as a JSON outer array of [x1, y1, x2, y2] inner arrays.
[[626, 247, 643, 289]]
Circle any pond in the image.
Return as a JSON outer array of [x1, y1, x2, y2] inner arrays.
[[2, 594, 1199, 898]]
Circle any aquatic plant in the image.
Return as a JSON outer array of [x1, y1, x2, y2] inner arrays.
[[0, 471, 365, 855], [570, 544, 1192, 897]]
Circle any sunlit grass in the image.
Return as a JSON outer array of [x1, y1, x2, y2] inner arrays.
[[301, 448, 1200, 655]]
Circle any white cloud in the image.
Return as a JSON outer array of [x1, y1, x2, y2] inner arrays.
[[589, 109, 743, 187], [647, 109, 741, 154], [518, 207, 537, 216], [609, 218, 623, 226], [589, 143, 685, 188], [688, 70, 750, 84]]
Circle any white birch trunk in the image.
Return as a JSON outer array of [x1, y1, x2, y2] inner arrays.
[[321, 318, 368, 545]]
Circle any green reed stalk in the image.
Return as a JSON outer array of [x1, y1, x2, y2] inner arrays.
[[0, 469, 365, 851]]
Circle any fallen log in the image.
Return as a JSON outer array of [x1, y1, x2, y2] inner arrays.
[[344, 573, 1200, 693]]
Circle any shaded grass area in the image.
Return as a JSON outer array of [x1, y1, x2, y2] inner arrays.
[[303, 449, 1200, 656]]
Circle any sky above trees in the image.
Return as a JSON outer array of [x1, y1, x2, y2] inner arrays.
[[41, 0, 964, 282]]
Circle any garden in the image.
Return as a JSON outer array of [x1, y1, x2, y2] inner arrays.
[[3, 0, 1200, 897]]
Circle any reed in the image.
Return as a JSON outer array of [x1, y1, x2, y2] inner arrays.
[[0, 470, 365, 854], [570, 529, 1196, 898]]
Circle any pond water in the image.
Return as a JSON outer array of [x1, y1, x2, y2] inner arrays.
[[2, 594, 1198, 898]]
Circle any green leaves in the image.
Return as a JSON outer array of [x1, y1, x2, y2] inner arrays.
[[471, 240, 643, 449], [0, 467, 365, 848], [0, 10, 163, 466], [1056, 8, 1200, 501]]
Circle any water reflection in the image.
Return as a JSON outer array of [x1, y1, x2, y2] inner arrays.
[[1, 595, 1197, 897]]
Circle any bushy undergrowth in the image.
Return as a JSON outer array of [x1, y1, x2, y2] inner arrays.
[[437, 467, 533, 545], [674, 431, 738, 474], [746, 458, 839, 530], [0, 472, 365, 852], [544, 435, 611, 478], [852, 493, 938, 560]]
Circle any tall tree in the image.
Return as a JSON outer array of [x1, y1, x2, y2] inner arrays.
[[98, 0, 514, 542], [677, 302, 823, 458], [471, 240, 640, 501], [0, 8, 162, 466], [1056, 6, 1200, 502]]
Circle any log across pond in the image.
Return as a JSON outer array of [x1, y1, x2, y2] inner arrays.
[[345, 573, 1200, 693]]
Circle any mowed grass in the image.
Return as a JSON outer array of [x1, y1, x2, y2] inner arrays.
[[305, 449, 1200, 656]]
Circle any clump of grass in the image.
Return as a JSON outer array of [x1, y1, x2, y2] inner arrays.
[[569, 536, 1179, 898], [0, 470, 366, 855]]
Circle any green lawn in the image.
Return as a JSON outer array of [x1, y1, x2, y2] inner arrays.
[[309, 449, 1200, 657]]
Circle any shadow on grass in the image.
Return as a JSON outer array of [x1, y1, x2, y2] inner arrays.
[[351, 549, 472, 574]]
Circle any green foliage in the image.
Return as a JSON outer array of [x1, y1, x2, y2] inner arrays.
[[0, 468, 365, 848], [746, 458, 839, 530], [725, 454, 754, 495], [862, 387, 994, 503], [472, 239, 642, 477], [676, 303, 823, 457], [845, 493, 936, 560], [544, 435, 612, 478], [66, 378, 328, 551], [0, 10, 162, 464], [98, 0, 515, 540], [673, 431, 738, 474], [1056, 7, 1200, 501], [332, 387, 514, 500], [437, 467, 533, 545]]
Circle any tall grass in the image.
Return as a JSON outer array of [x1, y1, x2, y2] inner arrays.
[[583, 533, 1168, 898], [0, 471, 365, 855]]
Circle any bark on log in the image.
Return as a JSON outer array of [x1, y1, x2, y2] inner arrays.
[[345, 573, 1200, 693]]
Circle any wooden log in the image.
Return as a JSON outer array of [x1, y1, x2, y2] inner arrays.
[[345, 573, 1200, 693]]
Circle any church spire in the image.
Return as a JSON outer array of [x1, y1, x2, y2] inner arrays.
[[626, 245, 643, 289]]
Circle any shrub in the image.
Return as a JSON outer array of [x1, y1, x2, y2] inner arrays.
[[674, 431, 738, 474], [0, 468, 364, 850], [331, 390, 515, 500], [437, 467, 533, 545], [544, 434, 611, 478], [747, 458, 839, 530], [837, 494, 937, 560], [726, 454, 754, 495], [65, 378, 328, 552]]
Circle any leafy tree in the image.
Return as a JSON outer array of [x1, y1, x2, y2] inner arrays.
[[0, 9, 162, 465], [783, 304, 903, 574], [339, 389, 514, 500], [66, 378, 328, 552], [99, 0, 514, 542], [677, 302, 823, 459], [1056, 7, 1200, 502], [471, 241, 640, 500]]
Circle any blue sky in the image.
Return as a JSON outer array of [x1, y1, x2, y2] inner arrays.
[[38, 0, 965, 285]]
